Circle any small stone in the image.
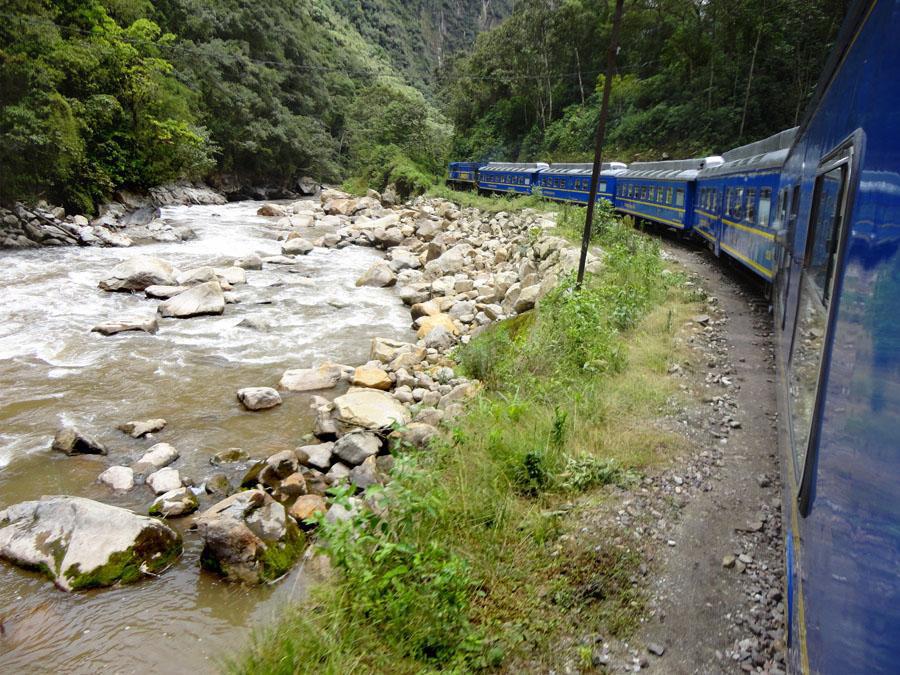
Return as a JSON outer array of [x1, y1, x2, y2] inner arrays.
[[738, 553, 753, 564], [98, 465, 134, 491], [647, 643, 665, 656], [146, 467, 182, 495], [289, 494, 327, 524], [722, 554, 736, 568], [237, 386, 282, 411], [149, 487, 199, 518], [117, 418, 167, 438]]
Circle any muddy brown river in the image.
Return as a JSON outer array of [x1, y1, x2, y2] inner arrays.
[[0, 201, 415, 673]]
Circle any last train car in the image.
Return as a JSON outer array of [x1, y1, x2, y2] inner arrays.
[[477, 162, 547, 195], [614, 157, 722, 232], [447, 161, 481, 189], [693, 128, 796, 282], [534, 162, 628, 205], [772, 1, 900, 672]]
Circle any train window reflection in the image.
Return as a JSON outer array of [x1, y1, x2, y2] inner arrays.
[[675, 189, 684, 207], [746, 188, 757, 223], [788, 154, 850, 481]]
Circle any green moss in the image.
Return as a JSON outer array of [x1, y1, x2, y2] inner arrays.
[[258, 521, 307, 582], [63, 526, 182, 591]]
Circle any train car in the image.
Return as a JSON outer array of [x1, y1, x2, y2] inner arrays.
[[693, 128, 797, 282], [534, 162, 628, 205], [446, 161, 481, 189], [771, 1, 900, 672], [477, 162, 548, 195], [614, 157, 722, 231]]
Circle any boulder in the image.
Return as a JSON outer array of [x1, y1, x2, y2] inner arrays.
[[195, 490, 305, 584], [257, 203, 287, 217], [235, 254, 263, 270], [333, 431, 381, 466], [117, 418, 167, 438], [149, 487, 199, 518], [514, 284, 541, 313], [424, 244, 470, 275], [424, 325, 454, 350], [282, 238, 313, 255], [176, 266, 218, 286], [273, 473, 307, 502], [237, 387, 282, 411], [389, 249, 421, 271], [133, 443, 179, 474], [332, 390, 411, 430], [99, 255, 176, 292], [210, 448, 249, 466], [0, 496, 181, 591], [349, 455, 383, 489], [391, 422, 439, 450], [355, 262, 396, 288], [91, 316, 158, 336], [351, 365, 392, 391], [416, 313, 458, 339], [51, 425, 107, 456], [147, 467, 182, 495], [299, 443, 334, 471], [98, 465, 134, 491], [216, 266, 247, 286], [205, 473, 233, 497], [288, 495, 327, 524], [144, 285, 188, 299], [325, 462, 351, 484], [279, 362, 346, 392], [370, 338, 424, 364], [158, 281, 225, 318]]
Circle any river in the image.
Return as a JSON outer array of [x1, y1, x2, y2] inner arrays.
[[0, 200, 415, 673]]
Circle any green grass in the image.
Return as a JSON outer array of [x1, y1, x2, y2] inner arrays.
[[229, 217, 698, 674]]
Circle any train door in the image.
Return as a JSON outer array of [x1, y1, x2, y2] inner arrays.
[[786, 138, 858, 514]]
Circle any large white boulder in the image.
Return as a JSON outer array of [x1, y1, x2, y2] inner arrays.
[[332, 389, 411, 430], [157, 281, 225, 318], [99, 255, 177, 292], [0, 496, 181, 591]]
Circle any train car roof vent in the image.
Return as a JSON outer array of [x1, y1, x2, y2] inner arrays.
[[701, 156, 725, 169]]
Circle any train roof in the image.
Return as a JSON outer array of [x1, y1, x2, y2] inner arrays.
[[541, 162, 628, 175], [480, 162, 549, 172], [620, 156, 723, 181], [699, 128, 798, 177]]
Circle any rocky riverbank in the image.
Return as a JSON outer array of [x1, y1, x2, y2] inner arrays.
[[0, 187, 601, 593], [0, 181, 232, 250]]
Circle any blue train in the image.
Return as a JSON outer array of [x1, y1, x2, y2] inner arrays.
[[535, 162, 627, 204], [447, 2, 899, 671]]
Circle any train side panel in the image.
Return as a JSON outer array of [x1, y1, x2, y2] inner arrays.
[[717, 171, 781, 281], [774, 1, 900, 672], [615, 178, 693, 229]]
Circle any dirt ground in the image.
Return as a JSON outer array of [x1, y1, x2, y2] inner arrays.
[[636, 240, 786, 674]]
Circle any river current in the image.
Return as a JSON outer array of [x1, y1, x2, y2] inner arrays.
[[0, 201, 415, 673]]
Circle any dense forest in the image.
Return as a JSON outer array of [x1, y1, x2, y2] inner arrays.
[[0, 0, 846, 212], [0, 0, 508, 212], [443, 0, 848, 163]]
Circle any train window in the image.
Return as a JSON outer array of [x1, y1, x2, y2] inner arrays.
[[598, 181, 607, 193], [746, 189, 757, 223], [759, 188, 772, 227], [675, 189, 685, 207], [666, 187, 673, 204], [789, 143, 855, 510]]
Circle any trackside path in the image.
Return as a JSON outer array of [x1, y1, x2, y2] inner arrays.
[[639, 242, 785, 674]]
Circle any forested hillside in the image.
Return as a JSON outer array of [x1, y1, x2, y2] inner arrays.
[[442, 0, 848, 163], [0, 0, 847, 212], [0, 0, 507, 212]]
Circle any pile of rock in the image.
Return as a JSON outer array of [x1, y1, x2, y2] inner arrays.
[[1, 181, 226, 250]]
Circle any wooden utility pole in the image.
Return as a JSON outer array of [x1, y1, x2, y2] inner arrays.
[[576, 0, 625, 288]]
